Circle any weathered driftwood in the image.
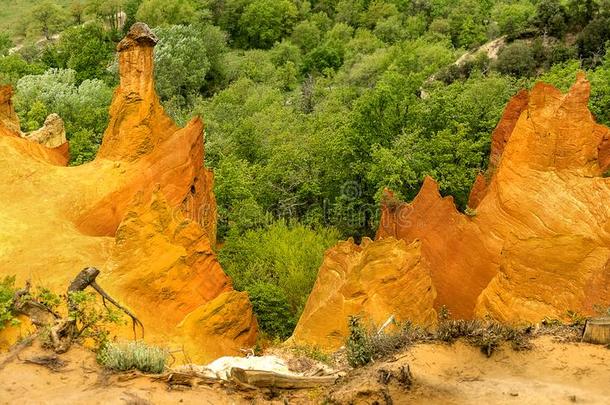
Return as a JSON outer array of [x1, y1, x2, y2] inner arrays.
[[230, 367, 339, 389], [582, 317, 610, 345]]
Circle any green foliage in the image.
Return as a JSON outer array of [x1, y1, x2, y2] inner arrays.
[[494, 41, 536, 77], [246, 283, 295, 339], [0, 54, 45, 85], [15, 68, 112, 164], [219, 221, 339, 333], [27, 0, 69, 40], [153, 25, 211, 102], [66, 290, 125, 348], [238, 0, 298, 49], [136, 0, 200, 27], [97, 340, 168, 373], [54, 23, 115, 83], [0, 276, 18, 331], [85, 0, 128, 33], [346, 316, 372, 367], [534, 0, 567, 38], [0, 33, 13, 57], [491, 1, 535, 39]]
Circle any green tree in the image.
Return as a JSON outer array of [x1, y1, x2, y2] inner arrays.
[[136, 0, 199, 27], [29, 0, 68, 40], [0, 55, 45, 85], [219, 221, 339, 323], [534, 0, 567, 38], [491, 1, 535, 39], [494, 41, 537, 77], [246, 283, 295, 338], [0, 33, 13, 57], [238, 0, 298, 49], [55, 23, 116, 84], [153, 24, 227, 104], [85, 0, 125, 33]]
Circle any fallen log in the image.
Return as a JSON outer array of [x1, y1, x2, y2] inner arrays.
[[230, 367, 339, 389]]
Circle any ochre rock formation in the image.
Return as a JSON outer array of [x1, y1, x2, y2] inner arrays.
[[23, 113, 67, 149], [291, 237, 437, 349], [294, 73, 610, 346], [0, 84, 69, 165], [0, 23, 255, 361], [381, 73, 610, 323]]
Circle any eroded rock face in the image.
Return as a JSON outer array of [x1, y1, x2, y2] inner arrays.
[[0, 23, 255, 361], [23, 113, 67, 148], [379, 73, 610, 324], [295, 74, 610, 346], [0, 85, 69, 165], [291, 237, 437, 349]]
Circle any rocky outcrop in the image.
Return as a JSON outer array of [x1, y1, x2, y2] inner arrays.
[[0, 23, 255, 361], [291, 237, 437, 349], [295, 73, 610, 346], [0, 85, 69, 165], [22, 113, 67, 148], [376, 181, 496, 319]]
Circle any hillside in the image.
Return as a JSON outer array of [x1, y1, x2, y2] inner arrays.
[[1, 2, 610, 403]]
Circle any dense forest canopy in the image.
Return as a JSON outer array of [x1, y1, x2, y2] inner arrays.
[[2, 0, 610, 337]]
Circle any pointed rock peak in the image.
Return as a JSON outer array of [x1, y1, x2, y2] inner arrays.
[[117, 22, 158, 52], [488, 89, 529, 172], [97, 22, 178, 162], [415, 176, 442, 201]]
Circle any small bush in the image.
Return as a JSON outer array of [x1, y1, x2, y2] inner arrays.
[[346, 316, 373, 367], [97, 341, 168, 374], [247, 283, 296, 339], [346, 316, 427, 367], [0, 276, 18, 330], [436, 319, 531, 356], [494, 41, 537, 77]]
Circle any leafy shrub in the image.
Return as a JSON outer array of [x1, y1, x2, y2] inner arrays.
[[346, 316, 372, 367], [219, 221, 339, 337], [346, 316, 428, 367], [0, 276, 18, 330], [246, 283, 295, 339], [436, 319, 531, 356], [63, 291, 125, 349], [97, 340, 168, 374], [494, 41, 537, 77]]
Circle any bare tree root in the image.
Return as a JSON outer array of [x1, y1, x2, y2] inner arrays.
[[12, 267, 144, 354]]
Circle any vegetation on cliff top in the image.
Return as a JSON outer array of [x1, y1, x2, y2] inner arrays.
[[2, 0, 610, 338]]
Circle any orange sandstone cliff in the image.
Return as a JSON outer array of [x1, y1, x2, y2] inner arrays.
[[0, 23, 255, 361], [293, 73, 610, 347], [291, 237, 437, 349]]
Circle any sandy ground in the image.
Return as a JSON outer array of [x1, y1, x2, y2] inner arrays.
[[1, 337, 609, 404], [330, 336, 610, 404]]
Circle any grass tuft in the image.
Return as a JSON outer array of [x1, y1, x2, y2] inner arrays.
[[97, 340, 168, 374]]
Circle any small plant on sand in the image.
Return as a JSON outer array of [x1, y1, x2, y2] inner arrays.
[[97, 340, 168, 374], [346, 316, 428, 367], [436, 319, 531, 357], [346, 316, 373, 367], [0, 276, 18, 330]]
